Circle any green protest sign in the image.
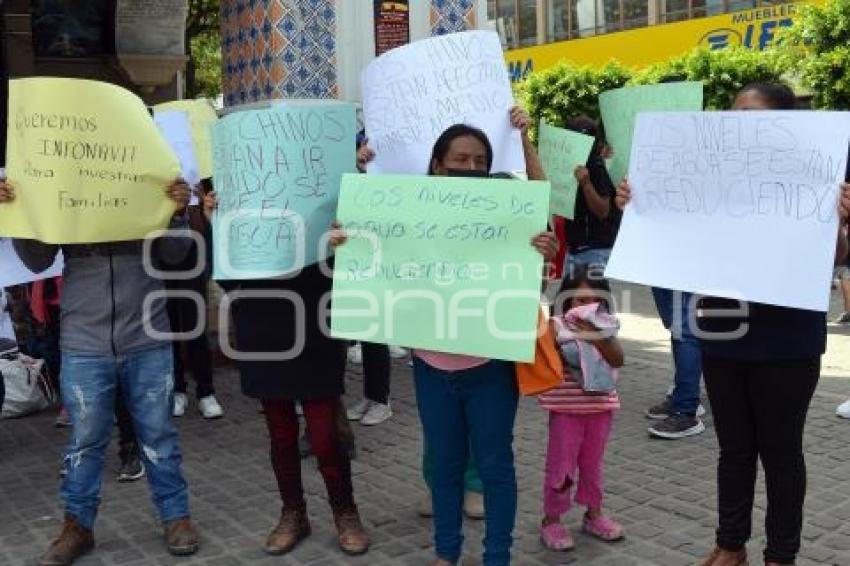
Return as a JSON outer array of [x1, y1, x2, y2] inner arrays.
[[330, 174, 551, 362], [538, 121, 595, 219], [599, 81, 703, 184], [210, 101, 356, 280]]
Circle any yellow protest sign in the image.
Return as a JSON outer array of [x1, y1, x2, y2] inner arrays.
[[0, 78, 180, 244], [155, 99, 218, 179]]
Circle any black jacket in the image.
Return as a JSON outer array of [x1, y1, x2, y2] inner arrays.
[[565, 153, 621, 252]]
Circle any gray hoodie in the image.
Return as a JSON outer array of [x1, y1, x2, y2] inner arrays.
[[14, 215, 191, 355]]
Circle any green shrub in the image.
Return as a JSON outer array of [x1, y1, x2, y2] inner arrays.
[[631, 47, 789, 109], [784, 0, 850, 109], [518, 61, 632, 140]]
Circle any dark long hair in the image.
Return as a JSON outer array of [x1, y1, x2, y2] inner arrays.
[[738, 82, 797, 110], [427, 124, 494, 175], [556, 265, 614, 315], [566, 115, 605, 158]]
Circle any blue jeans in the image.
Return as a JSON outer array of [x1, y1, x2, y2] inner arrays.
[[60, 345, 189, 529], [413, 359, 518, 566], [423, 441, 483, 493], [565, 248, 612, 280], [651, 287, 702, 416]]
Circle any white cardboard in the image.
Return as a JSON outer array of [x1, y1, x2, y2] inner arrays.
[[605, 111, 850, 312], [154, 110, 201, 205], [362, 30, 525, 175]]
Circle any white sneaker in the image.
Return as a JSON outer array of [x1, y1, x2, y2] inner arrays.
[[837, 399, 850, 419], [173, 392, 188, 417], [389, 345, 408, 359], [360, 402, 393, 426], [347, 344, 363, 364], [198, 395, 224, 419], [347, 399, 372, 421]]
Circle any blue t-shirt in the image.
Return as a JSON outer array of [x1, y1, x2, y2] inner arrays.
[[698, 298, 826, 361]]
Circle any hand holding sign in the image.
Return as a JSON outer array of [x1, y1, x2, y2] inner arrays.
[[840, 182, 850, 222], [0, 180, 13, 203]]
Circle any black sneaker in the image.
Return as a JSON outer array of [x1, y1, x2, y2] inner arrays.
[[647, 396, 706, 420], [646, 398, 672, 420], [117, 456, 145, 482], [648, 414, 706, 439]]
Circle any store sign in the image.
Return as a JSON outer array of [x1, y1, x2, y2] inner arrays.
[[374, 0, 410, 56], [504, 0, 818, 82]]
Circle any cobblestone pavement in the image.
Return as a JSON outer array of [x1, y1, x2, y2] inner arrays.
[[2, 284, 850, 565]]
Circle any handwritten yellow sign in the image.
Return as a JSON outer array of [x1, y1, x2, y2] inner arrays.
[[0, 78, 180, 244], [155, 98, 218, 179]]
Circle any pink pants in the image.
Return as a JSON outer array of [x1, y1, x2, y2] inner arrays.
[[543, 411, 613, 518]]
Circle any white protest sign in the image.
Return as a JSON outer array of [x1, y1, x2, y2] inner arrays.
[[605, 111, 850, 312], [0, 238, 64, 288], [362, 30, 524, 175], [154, 110, 201, 205]]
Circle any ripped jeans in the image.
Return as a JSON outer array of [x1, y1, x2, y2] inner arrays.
[[543, 411, 613, 518], [60, 345, 190, 529]]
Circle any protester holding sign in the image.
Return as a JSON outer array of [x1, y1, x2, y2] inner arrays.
[[330, 108, 558, 566], [202, 202, 370, 556], [615, 82, 850, 566], [0, 172, 200, 565], [562, 116, 620, 277]]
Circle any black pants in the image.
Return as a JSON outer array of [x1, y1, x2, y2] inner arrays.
[[166, 276, 214, 398], [702, 355, 820, 565], [361, 342, 390, 405]]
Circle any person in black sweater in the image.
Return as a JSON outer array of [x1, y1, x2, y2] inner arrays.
[[561, 116, 620, 281]]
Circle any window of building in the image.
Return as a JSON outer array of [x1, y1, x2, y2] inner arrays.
[[489, 0, 538, 47], [31, 0, 114, 57], [548, 0, 580, 41], [518, 0, 538, 46], [620, 0, 649, 30]]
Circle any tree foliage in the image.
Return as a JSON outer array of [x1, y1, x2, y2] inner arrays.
[[783, 0, 850, 109], [185, 0, 221, 99], [631, 47, 788, 109], [519, 46, 791, 134], [518, 61, 632, 141]]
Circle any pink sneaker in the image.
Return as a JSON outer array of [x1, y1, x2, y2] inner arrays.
[[540, 522, 574, 551], [582, 513, 624, 542]]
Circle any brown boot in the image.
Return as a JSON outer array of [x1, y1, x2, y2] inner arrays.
[[164, 518, 200, 556], [700, 546, 748, 566], [264, 509, 311, 555], [38, 516, 94, 566], [334, 509, 370, 555]]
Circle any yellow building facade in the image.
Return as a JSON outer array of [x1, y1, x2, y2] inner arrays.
[[497, 0, 820, 81]]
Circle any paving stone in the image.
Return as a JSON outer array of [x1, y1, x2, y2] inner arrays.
[[2, 284, 850, 565]]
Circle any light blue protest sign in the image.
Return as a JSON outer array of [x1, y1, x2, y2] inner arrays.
[[211, 102, 356, 279]]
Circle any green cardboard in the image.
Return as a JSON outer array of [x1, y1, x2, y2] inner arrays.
[[538, 121, 596, 219], [211, 102, 357, 279], [330, 173, 551, 362], [599, 82, 704, 184]]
